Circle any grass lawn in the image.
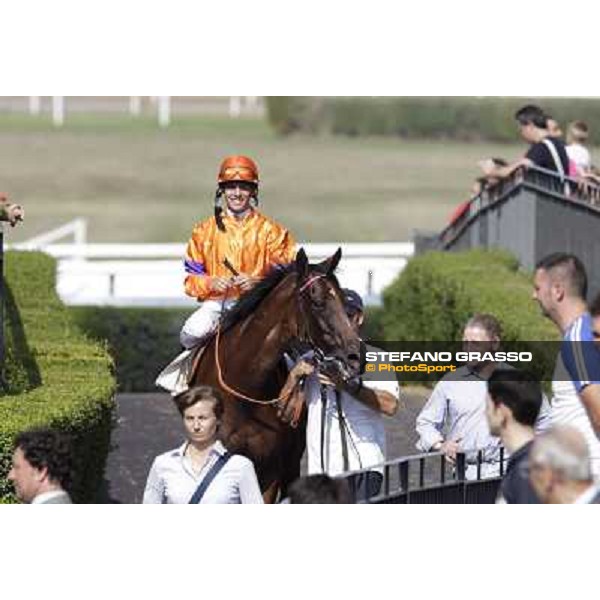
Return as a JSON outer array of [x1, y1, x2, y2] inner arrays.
[[1, 112, 575, 244]]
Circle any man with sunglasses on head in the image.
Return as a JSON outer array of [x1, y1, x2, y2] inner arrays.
[[179, 155, 296, 350]]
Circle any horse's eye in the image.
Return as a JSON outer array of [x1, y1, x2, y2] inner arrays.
[[309, 286, 324, 303]]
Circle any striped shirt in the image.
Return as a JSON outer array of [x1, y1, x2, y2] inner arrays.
[[552, 313, 600, 476]]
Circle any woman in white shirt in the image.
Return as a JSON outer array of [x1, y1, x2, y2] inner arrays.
[[566, 121, 592, 175], [143, 386, 264, 504]]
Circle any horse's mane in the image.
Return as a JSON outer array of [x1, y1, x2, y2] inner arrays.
[[221, 263, 296, 332], [221, 259, 342, 332]]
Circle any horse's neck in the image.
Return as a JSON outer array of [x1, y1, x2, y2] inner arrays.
[[226, 280, 297, 374]]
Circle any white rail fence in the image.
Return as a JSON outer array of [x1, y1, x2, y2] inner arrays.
[[11, 96, 264, 127], [10, 221, 413, 307]]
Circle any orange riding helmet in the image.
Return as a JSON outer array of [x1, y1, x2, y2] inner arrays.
[[217, 155, 260, 186]]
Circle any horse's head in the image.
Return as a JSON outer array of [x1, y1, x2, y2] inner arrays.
[[295, 248, 361, 379]]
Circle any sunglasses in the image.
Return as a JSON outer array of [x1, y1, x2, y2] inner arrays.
[[221, 181, 256, 192]]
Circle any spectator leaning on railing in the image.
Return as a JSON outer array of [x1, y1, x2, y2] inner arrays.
[[480, 105, 569, 181], [0, 192, 25, 227], [546, 116, 564, 140], [566, 120, 592, 176]]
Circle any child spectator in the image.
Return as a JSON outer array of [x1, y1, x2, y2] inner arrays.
[[566, 121, 592, 176], [546, 116, 564, 139]]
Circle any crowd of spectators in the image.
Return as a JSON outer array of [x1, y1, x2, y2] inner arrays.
[[4, 113, 600, 506], [415, 314, 550, 480], [7, 253, 600, 505], [449, 104, 599, 227], [413, 252, 600, 504]]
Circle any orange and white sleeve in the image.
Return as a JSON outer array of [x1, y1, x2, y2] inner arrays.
[[184, 223, 212, 300], [267, 226, 297, 268]]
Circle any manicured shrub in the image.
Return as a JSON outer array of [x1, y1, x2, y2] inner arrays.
[[0, 252, 116, 503], [380, 250, 559, 382]]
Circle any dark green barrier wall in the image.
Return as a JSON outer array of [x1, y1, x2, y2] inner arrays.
[[1, 252, 116, 503], [71, 306, 189, 393]]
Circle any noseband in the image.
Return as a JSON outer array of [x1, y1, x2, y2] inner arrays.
[[296, 273, 348, 376]]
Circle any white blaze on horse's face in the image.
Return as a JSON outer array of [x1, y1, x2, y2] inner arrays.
[[182, 401, 219, 446], [304, 278, 361, 378]]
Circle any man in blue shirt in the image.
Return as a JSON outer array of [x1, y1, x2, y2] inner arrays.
[[533, 253, 600, 477]]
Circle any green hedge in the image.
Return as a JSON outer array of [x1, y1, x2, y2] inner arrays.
[[380, 250, 559, 381], [71, 306, 188, 393], [1, 251, 116, 503], [266, 97, 600, 143]]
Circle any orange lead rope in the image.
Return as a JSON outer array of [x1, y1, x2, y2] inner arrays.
[[213, 265, 288, 405], [214, 322, 290, 406], [214, 272, 326, 409]]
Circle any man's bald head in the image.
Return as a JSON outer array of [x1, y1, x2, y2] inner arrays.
[[530, 426, 592, 482]]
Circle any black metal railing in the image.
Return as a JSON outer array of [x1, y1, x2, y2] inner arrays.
[[338, 448, 507, 504], [438, 165, 600, 250]]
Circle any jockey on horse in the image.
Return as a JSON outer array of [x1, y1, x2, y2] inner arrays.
[[157, 155, 296, 392]]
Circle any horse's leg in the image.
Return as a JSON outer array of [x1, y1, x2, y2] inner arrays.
[[279, 418, 307, 498]]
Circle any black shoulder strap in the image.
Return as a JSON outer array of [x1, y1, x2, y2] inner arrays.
[[359, 340, 367, 375], [320, 386, 328, 473], [188, 452, 232, 504], [335, 390, 350, 472]]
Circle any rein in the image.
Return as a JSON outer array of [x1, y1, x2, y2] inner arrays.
[[213, 272, 328, 406]]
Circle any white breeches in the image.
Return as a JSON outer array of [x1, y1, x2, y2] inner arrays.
[[180, 299, 237, 349]]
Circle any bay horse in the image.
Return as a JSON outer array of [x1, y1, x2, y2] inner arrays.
[[189, 248, 361, 503]]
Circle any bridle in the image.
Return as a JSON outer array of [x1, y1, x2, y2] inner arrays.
[[213, 271, 347, 405]]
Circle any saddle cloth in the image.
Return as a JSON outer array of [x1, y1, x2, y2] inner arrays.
[[155, 346, 205, 396]]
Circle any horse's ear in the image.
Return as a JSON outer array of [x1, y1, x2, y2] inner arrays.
[[319, 247, 342, 276], [296, 248, 309, 279]]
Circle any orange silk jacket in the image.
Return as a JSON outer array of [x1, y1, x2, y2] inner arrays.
[[184, 210, 296, 301]]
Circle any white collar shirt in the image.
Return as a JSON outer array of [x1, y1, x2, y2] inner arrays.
[[573, 485, 600, 504], [31, 490, 71, 504], [416, 365, 552, 480], [142, 440, 263, 504], [302, 373, 398, 477]]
